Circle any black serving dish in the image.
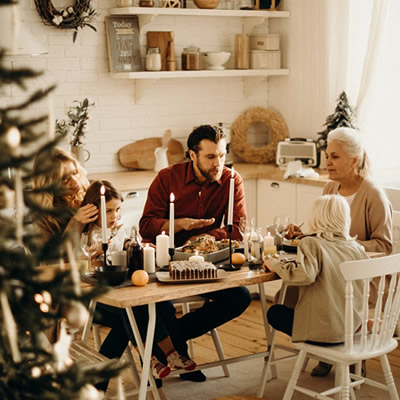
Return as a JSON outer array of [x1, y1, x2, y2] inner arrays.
[[94, 266, 128, 286]]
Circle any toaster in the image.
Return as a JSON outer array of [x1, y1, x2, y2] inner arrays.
[[276, 138, 318, 167]]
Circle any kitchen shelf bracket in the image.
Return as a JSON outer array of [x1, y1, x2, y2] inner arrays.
[[135, 79, 158, 103], [138, 14, 155, 28], [243, 75, 268, 98], [243, 16, 265, 34]]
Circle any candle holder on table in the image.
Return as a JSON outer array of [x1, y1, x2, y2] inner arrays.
[[218, 225, 240, 271], [169, 247, 175, 262], [102, 243, 109, 267]]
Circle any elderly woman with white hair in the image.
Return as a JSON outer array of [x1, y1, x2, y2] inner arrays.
[[266, 195, 368, 343], [286, 127, 393, 376]]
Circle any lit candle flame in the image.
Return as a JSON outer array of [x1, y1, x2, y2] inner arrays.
[[170, 192, 175, 202], [100, 185, 105, 195], [231, 166, 235, 178]]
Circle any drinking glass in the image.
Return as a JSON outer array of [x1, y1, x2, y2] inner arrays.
[[81, 232, 100, 275], [274, 215, 290, 253], [238, 217, 247, 241]]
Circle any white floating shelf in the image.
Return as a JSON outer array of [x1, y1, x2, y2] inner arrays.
[[110, 68, 289, 79], [109, 7, 290, 18]]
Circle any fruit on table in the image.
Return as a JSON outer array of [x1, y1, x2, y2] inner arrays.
[[131, 270, 149, 286], [232, 252, 246, 265]]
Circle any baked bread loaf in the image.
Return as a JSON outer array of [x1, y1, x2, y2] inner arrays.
[[169, 260, 217, 280]]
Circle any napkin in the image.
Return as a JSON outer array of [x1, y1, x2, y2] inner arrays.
[[284, 161, 319, 180]]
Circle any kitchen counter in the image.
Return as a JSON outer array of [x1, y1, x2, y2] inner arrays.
[[89, 163, 330, 191]]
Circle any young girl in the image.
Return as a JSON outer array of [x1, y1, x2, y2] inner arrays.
[[81, 180, 196, 384], [266, 195, 368, 344]]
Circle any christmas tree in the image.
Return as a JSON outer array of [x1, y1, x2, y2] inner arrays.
[[317, 91, 357, 151], [0, 19, 121, 400]]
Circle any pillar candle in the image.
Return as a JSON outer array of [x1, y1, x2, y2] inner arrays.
[[227, 167, 235, 226], [264, 233, 277, 257], [100, 185, 107, 244], [169, 192, 175, 248], [188, 250, 204, 263], [156, 231, 170, 267], [143, 243, 155, 273]]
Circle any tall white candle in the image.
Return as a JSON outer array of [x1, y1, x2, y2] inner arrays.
[[100, 185, 107, 244], [143, 243, 155, 273], [227, 167, 235, 226], [156, 231, 170, 267], [169, 192, 175, 248]]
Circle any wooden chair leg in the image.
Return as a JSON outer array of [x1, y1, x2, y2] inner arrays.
[[92, 324, 102, 351], [282, 349, 307, 400]]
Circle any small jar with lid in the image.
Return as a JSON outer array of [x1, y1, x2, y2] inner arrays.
[[181, 46, 202, 71], [146, 47, 162, 71], [139, 0, 155, 6]]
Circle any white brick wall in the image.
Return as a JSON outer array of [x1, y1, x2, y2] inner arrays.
[[9, 1, 282, 174]]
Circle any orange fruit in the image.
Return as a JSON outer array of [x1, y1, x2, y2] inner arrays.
[[232, 252, 246, 265], [131, 270, 149, 286]]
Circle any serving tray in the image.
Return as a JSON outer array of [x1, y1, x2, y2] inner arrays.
[[156, 270, 228, 284], [173, 243, 230, 263]]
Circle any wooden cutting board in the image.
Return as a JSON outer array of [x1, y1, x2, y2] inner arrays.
[[147, 31, 174, 71], [118, 138, 185, 170]]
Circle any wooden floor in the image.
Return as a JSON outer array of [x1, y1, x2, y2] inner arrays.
[[87, 298, 400, 395]]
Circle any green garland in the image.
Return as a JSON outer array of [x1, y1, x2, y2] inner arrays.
[[33, 0, 98, 42]]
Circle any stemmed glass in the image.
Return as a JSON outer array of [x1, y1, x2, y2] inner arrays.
[[274, 215, 290, 254], [238, 217, 247, 241], [81, 232, 101, 276]]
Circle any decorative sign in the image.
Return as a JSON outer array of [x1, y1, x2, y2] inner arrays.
[[105, 16, 142, 72]]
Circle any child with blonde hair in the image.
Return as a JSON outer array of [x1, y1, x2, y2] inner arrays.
[[266, 195, 368, 344]]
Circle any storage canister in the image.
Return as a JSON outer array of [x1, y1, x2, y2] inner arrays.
[[182, 46, 202, 70], [146, 47, 162, 71], [235, 34, 249, 69], [249, 34, 280, 51], [250, 50, 281, 69]]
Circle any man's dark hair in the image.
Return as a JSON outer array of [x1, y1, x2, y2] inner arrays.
[[185, 125, 226, 159]]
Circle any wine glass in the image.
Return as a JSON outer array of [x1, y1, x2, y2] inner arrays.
[[274, 215, 290, 253], [238, 217, 247, 241], [81, 232, 100, 276]]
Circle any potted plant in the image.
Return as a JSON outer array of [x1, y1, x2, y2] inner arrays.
[[56, 98, 94, 166], [317, 91, 357, 167]]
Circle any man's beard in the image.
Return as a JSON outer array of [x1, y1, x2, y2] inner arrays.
[[196, 159, 222, 182]]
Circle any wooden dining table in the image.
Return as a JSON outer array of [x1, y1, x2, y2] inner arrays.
[[81, 267, 279, 400]]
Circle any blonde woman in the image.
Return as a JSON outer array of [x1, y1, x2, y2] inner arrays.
[[32, 147, 98, 241], [266, 195, 368, 344]]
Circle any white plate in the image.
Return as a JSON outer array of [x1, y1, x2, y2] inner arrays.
[[156, 270, 228, 284]]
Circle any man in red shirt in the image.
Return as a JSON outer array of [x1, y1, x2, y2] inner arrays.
[[139, 125, 251, 382]]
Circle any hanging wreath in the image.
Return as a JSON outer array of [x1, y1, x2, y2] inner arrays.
[[34, 0, 98, 43], [231, 107, 289, 164]]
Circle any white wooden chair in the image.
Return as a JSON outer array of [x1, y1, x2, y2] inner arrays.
[[282, 253, 400, 400], [392, 210, 400, 255]]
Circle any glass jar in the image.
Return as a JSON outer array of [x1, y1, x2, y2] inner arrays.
[[182, 46, 202, 71], [146, 47, 162, 71], [139, 0, 155, 6]]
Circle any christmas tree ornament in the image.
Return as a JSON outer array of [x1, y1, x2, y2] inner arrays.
[[79, 384, 104, 400], [31, 366, 42, 378], [53, 321, 71, 371], [63, 301, 89, 329]]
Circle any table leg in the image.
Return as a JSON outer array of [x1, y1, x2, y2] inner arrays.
[[82, 298, 97, 343], [126, 303, 156, 400]]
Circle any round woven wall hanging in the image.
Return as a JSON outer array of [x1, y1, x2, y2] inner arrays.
[[231, 107, 289, 164]]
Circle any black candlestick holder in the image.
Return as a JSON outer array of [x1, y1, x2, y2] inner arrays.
[[218, 225, 240, 271], [169, 247, 175, 262], [102, 242, 109, 267]]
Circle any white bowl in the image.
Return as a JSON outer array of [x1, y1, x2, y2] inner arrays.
[[203, 52, 231, 70]]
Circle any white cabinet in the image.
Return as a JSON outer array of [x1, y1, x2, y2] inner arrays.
[[296, 184, 323, 231], [256, 179, 296, 229], [243, 178, 257, 222]]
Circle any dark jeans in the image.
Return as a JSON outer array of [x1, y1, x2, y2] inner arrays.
[[152, 286, 252, 363], [267, 304, 341, 347]]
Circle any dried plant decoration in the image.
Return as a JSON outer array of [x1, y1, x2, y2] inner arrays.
[[34, 0, 98, 43]]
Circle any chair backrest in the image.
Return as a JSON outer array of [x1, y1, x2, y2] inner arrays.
[[339, 254, 400, 353], [392, 210, 400, 254]]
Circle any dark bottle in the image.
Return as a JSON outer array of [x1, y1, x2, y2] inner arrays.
[[127, 226, 143, 279]]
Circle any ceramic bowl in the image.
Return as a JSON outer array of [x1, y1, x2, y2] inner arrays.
[[94, 266, 128, 286], [203, 51, 231, 70], [193, 0, 220, 9]]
